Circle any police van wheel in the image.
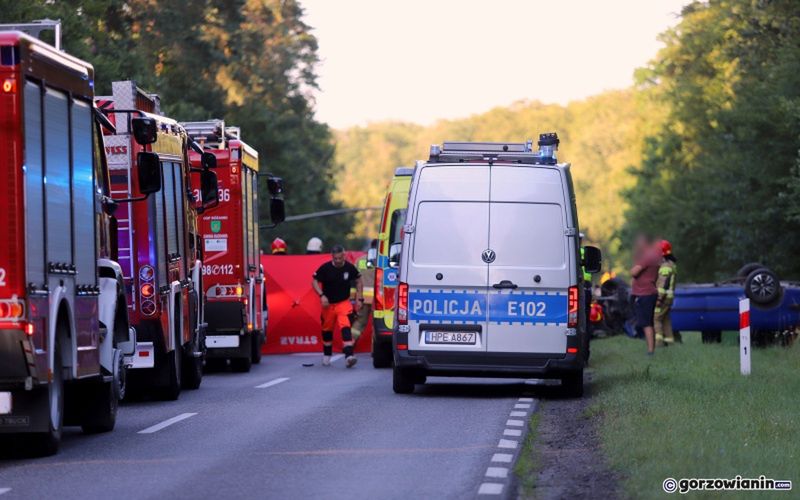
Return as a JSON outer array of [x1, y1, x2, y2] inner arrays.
[[562, 370, 584, 398], [392, 367, 415, 394]]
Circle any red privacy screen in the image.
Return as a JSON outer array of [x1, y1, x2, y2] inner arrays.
[[262, 253, 372, 354]]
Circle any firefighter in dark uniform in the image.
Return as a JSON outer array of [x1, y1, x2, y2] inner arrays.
[[311, 245, 364, 368]]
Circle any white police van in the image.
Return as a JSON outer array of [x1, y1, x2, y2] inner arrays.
[[391, 134, 601, 396]]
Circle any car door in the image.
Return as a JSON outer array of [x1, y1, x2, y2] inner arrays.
[[405, 165, 490, 352], [486, 165, 570, 354]]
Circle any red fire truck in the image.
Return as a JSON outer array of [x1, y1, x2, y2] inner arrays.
[[0, 31, 140, 454], [184, 120, 284, 372], [98, 82, 218, 398]]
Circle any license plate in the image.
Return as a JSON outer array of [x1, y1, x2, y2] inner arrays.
[[424, 331, 477, 345], [0, 392, 11, 415]]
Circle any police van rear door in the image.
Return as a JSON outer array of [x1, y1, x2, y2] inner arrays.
[[486, 165, 569, 354], [406, 164, 490, 353]]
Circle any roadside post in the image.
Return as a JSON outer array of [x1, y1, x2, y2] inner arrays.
[[739, 298, 751, 375]]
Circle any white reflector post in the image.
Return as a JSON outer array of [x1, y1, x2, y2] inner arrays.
[[739, 298, 751, 376]]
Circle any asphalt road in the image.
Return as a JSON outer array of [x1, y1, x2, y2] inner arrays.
[[0, 354, 537, 499]]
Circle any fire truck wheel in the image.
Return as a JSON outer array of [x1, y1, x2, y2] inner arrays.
[[80, 379, 118, 434], [231, 355, 252, 373], [251, 331, 263, 364], [182, 351, 203, 390], [29, 338, 64, 456], [159, 346, 182, 401]]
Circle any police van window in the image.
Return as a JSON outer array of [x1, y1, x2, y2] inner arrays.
[[413, 201, 488, 266], [490, 203, 566, 268], [389, 209, 406, 246]]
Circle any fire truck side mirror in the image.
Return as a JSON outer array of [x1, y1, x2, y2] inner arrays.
[[270, 198, 286, 224], [201, 169, 219, 206], [137, 152, 162, 195], [132, 117, 158, 145], [267, 176, 284, 196], [201, 152, 217, 169]]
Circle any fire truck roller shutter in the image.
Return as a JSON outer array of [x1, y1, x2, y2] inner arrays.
[[23, 81, 45, 288], [71, 100, 97, 289], [43, 89, 72, 270]]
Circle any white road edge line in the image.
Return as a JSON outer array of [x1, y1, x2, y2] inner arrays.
[[514, 403, 531, 409], [506, 419, 524, 427], [486, 467, 509, 479], [255, 377, 290, 389], [491, 453, 513, 463], [498, 439, 518, 449], [138, 413, 197, 434], [503, 428, 523, 437], [518, 397, 534, 402], [0, 488, 11, 496], [509, 411, 527, 417], [478, 483, 504, 495]]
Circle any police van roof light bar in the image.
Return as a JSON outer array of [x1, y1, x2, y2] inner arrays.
[[427, 133, 560, 165]]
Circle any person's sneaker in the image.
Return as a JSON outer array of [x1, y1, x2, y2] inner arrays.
[[345, 356, 358, 368], [322, 355, 331, 367]]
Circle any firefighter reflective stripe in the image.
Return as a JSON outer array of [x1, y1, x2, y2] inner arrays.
[[656, 262, 677, 298]]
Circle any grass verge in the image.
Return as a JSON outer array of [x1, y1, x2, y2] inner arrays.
[[514, 408, 542, 497], [590, 332, 799, 499]]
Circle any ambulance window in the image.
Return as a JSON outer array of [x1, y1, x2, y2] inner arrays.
[[413, 201, 488, 266], [389, 209, 406, 246]]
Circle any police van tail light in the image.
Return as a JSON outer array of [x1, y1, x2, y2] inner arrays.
[[568, 286, 579, 328], [397, 282, 409, 325], [374, 268, 384, 310]]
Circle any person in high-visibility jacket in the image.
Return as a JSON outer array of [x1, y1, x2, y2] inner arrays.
[[654, 240, 678, 346]]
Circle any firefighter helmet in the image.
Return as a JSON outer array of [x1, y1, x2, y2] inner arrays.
[[271, 237, 288, 254], [306, 237, 323, 254], [660, 239, 673, 256]]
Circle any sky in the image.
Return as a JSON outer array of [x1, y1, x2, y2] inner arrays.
[[301, 0, 689, 129]]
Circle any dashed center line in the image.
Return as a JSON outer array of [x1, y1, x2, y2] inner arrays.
[[138, 413, 197, 434], [255, 377, 290, 389]]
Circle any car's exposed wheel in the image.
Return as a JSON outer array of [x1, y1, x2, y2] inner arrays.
[[392, 366, 415, 394], [701, 330, 722, 343], [737, 263, 764, 279], [744, 268, 782, 307], [562, 370, 584, 398], [372, 342, 392, 368]]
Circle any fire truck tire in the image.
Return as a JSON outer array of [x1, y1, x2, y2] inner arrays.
[[80, 379, 117, 434], [29, 338, 65, 456], [159, 346, 182, 401], [182, 350, 203, 391], [231, 355, 252, 373], [251, 331, 263, 364]]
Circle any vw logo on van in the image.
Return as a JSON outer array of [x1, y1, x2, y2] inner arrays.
[[481, 249, 496, 264]]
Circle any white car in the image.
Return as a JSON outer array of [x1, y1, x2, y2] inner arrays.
[[391, 134, 601, 396]]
